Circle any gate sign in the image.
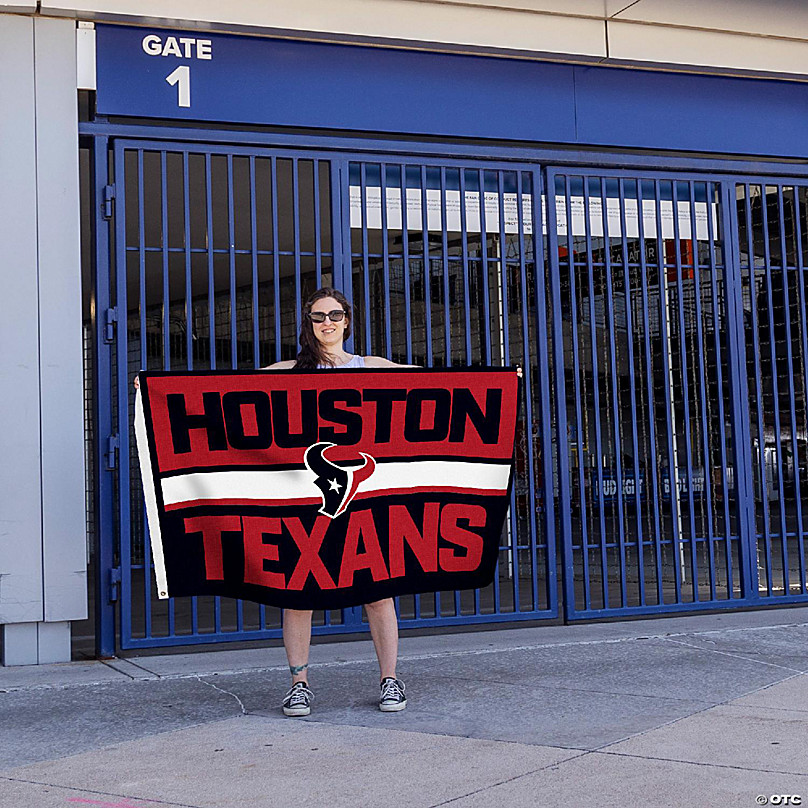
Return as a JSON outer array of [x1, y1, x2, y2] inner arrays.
[[135, 368, 519, 610]]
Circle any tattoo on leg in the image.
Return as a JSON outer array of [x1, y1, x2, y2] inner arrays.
[[289, 663, 309, 676]]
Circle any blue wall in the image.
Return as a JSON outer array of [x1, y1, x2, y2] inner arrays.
[[97, 24, 808, 159]]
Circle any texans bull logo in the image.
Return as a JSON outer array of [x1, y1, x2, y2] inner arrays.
[[303, 442, 376, 519]]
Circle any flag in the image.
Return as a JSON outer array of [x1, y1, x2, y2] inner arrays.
[[135, 368, 520, 610]]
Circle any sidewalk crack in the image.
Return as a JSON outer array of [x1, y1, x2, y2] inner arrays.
[[425, 751, 592, 807], [195, 676, 247, 716]]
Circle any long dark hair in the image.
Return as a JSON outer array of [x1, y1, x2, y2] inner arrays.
[[294, 287, 353, 369]]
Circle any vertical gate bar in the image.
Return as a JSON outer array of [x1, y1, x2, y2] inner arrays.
[[359, 163, 372, 355], [292, 158, 302, 339], [458, 168, 473, 363], [183, 153, 194, 369], [532, 167, 559, 615], [204, 151, 221, 631], [670, 181, 700, 599], [776, 184, 801, 594], [790, 186, 808, 594], [250, 157, 260, 365], [562, 173, 592, 613], [119, 144, 137, 646], [401, 166, 413, 365], [600, 177, 628, 607], [455, 165, 472, 616], [687, 182, 717, 600], [137, 149, 152, 639], [93, 136, 117, 655], [186, 165, 207, 625], [545, 170, 575, 618], [205, 153, 216, 369], [582, 176, 609, 608], [472, 170, 485, 611], [433, 167, 449, 615], [635, 180, 665, 605], [759, 184, 789, 592], [725, 183, 760, 601], [478, 169, 493, 367], [420, 165, 433, 365], [271, 157, 282, 363], [497, 170, 518, 612], [312, 159, 323, 288], [379, 163, 393, 360], [117, 145, 134, 646], [161, 151, 175, 637], [440, 167, 452, 367], [617, 179, 646, 605], [472, 169, 489, 613], [160, 152, 171, 372], [333, 160, 350, 313], [226, 154, 243, 633], [515, 170, 541, 611], [705, 183, 734, 596], [654, 179, 684, 603], [741, 184, 771, 592], [227, 155, 237, 369]]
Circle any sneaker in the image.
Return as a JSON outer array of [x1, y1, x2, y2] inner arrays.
[[379, 677, 407, 712], [282, 682, 314, 717]]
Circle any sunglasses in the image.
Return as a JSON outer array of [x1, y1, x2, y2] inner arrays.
[[308, 309, 346, 323]]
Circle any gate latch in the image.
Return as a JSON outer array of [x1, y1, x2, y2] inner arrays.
[[103, 184, 115, 220], [106, 433, 119, 470], [104, 307, 118, 343], [108, 567, 122, 603]]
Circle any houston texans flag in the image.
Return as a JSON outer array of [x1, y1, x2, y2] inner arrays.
[[134, 368, 520, 610]]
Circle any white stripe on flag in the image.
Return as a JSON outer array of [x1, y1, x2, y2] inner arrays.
[[161, 460, 511, 507]]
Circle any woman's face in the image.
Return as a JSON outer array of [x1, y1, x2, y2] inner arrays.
[[309, 296, 348, 350]]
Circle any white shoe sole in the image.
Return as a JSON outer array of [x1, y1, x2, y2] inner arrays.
[[283, 705, 311, 716], [379, 700, 407, 712]]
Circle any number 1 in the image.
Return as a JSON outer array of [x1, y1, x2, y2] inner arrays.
[[166, 65, 190, 108]]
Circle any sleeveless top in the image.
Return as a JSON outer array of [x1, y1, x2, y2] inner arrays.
[[318, 354, 365, 369]]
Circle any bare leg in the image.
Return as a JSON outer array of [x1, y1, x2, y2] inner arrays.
[[283, 609, 313, 684], [365, 598, 399, 681]]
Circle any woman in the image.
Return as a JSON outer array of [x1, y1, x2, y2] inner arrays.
[[268, 287, 412, 717]]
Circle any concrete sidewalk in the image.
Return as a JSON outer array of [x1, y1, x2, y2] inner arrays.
[[2, 607, 808, 808]]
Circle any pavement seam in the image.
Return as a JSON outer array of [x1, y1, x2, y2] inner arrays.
[[0, 775, 203, 808], [423, 747, 808, 806], [424, 750, 593, 807], [661, 636, 806, 673], [590, 671, 806, 752], [5, 622, 808, 694], [592, 749, 808, 777]]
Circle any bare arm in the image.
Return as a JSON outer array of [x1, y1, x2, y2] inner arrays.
[[263, 360, 297, 370], [362, 356, 418, 369], [363, 355, 521, 376]]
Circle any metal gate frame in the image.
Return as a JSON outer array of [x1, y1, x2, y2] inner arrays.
[[85, 120, 808, 655], [94, 136, 558, 652]]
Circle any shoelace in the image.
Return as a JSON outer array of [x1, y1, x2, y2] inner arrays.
[[285, 684, 313, 706], [380, 679, 404, 702]]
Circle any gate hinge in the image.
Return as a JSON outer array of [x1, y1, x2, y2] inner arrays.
[[108, 567, 122, 603], [103, 184, 115, 220], [104, 307, 118, 343], [106, 433, 119, 470]]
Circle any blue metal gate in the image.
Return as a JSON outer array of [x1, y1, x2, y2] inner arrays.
[[546, 169, 754, 618], [734, 178, 808, 603], [105, 140, 556, 649], [96, 138, 808, 650]]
